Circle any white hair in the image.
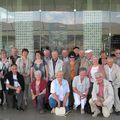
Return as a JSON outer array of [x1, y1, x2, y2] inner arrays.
[[95, 72, 103, 78], [34, 70, 42, 77]]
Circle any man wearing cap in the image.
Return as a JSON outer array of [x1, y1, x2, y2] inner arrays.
[[85, 50, 93, 65]]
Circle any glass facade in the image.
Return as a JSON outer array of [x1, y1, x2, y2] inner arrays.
[[0, 0, 120, 57]]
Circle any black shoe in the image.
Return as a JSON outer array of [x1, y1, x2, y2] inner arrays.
[[16, 107, 21, 111], [20, 107, 24, 111], [115, 111, 120, 115], [16, 107, 24, 111]]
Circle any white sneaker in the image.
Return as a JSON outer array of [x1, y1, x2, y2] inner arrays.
[[51, 108, 55, 114], [73, 105, 77, 111], [92, 110, 100, 117], [81, 109, 85, 114]]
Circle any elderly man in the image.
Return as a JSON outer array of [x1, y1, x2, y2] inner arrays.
[[61, 49, 69, 63], [48, 50, 63, 81], [9, 47, 20, 64], [89, 72, 114, 118], [104, 57, 120, 115], [49, 71, 70, 113], [43, 49, 51, 64], [72, 67, 90, 114], [5, 64, 25, 110], [79, 50, 89, 69], [85, 50, 93, 65]]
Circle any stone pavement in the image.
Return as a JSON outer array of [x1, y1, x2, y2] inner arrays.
[[0, 106, 120, 120]]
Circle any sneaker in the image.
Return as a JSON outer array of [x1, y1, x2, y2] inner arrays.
[[92, 109, 100, 117], [115, 111, 120, 115], [81, 109, 85, 114], [73, 105, 77, 111], [51, 108, 55, 114], [40, 110, 45, 114], [16, 107, 24, 111]]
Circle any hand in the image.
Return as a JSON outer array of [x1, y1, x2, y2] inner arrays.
[[16, 87, 21, 94], [0, 72, 3, 78], [79, 92, 82, 97], [42, 89, 46, 94], [57, 101, 60, 108], [81, 93, 87, 98], [0, 72, 4, 79], [95, 100, 103, 107], [63, 100, 67, 107], [32, 94, 36, 100]]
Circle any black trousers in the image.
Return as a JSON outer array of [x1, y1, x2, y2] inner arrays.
[[0, 90, 3, 106], [118, 87, 120, 99], [6, 92, 24, 108]]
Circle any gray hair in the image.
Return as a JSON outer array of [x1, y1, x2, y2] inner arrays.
[[34, 70, 42, 77], [95, 72, 103, 78], [79, 67, 87, 72]]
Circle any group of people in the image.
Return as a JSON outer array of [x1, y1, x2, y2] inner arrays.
[[0, 47, 120, 118]]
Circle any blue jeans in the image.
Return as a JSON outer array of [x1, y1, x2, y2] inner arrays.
[[36, 94, 45, 111], [49, 97, 69, 112]]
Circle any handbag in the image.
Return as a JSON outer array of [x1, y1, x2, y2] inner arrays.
[[55, 107, 66, 116]]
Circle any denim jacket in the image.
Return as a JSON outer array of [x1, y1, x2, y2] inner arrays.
[[49, 79, 70, 100]]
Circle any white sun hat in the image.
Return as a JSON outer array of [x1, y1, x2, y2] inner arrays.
[[85, 50, 93, 53]]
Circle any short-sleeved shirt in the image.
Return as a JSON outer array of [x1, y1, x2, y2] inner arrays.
[[50, 79, 70, 101], [91, 66, 99, 83], [72, 75, 90, 93], [6, 74, 20, 90], [108, 67, 112, 81]]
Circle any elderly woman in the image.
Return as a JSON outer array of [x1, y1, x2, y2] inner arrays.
[[49, 71, 70, 113], [31, 50, 48, 81], [72, 67, 90, 114], [87, 56, 105, 92], [31, 70, 47, 113], [0, 49, 11, 106], [16, 48, 31, 106], [98, 51, 107, 65]]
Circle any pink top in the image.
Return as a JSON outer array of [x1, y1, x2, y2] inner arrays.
[[87, 65, 105, 82], [98, 83, 104, 97]]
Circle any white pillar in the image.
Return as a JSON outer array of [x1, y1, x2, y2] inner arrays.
[[83, 11, 102, 55], [15, 12, 34, 59], [0, 10, 2, 50]]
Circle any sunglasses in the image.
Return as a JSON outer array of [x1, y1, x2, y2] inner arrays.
[[69, 56, 75, 58]]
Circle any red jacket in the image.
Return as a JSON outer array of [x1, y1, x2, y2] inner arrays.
[[31, 80, 47, 107]]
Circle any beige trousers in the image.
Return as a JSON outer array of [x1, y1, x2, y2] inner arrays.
[[89, 98, 110, 118], [113, 86, 120, 112]]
